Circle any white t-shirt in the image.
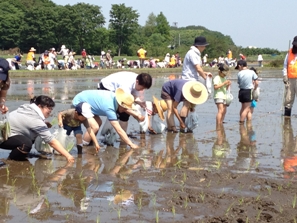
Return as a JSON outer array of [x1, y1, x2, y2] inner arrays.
[[182, 46, 202, 81], [100, 71, 140, 97]]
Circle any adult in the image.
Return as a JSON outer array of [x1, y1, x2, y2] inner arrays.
[[49, 48, 57, 70], [137, 46, 147, 68], [181, 36, 212, 86], [58, 45, 69, 69], [40, 50, 51, 70], [236, 60, 259, 123], [227, 49, 232, 60], [98, 71, 152, 131], [257, 54, 263, 67], [0, 58, 11, 113], [283, 36, 297, 117], [160, 79, 208, 133], [26, 47, 36, 68], [81, 49, 87, 68], [0, 95, 75, 162], [202, 54, 208, 66], [239, 53, 246, 60], [100, 51, 106, 69], [106, 50, 112, 69], [164, 53, 170, 66], [72, 88, 139, 149], [14, 53, 23, 70]]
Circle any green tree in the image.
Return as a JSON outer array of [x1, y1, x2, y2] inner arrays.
[[109, 3, 139, 56], [143, 13, 157, 37], [155, 12, 170, 41], [68, 3, 105, 51], [0, 2, 24, 49]]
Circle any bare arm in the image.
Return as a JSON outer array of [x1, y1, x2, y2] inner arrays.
[[86, 126, 100, 152], [214, 80, 231, 90], [110, 120, 139, 149], [172, 101, 185, 129], [48, 138, 74, 162], [195, 64, 212, 80]]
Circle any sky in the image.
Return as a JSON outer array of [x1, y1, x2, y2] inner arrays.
[[52, 0, 297, 51]]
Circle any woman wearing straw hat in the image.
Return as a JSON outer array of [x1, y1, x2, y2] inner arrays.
[[160, 79, 208, 133], [72, 88, 139, 150], [26, 47, 36, 68]]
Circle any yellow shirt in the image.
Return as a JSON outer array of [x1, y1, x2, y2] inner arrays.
[[27, 52, 34, 61], [137, 48, 146, 59]]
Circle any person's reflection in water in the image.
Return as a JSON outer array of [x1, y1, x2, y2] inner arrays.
[[234, 122, 257, 171], [153, 133, 182, 169], [179, 132, 199, 168], [281, 118, 297, 179], [212, 125, 231, 163], [0, 159, 73, 220], [56, 153, 101, 211]]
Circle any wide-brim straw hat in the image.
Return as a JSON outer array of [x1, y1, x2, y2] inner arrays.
[[182, 81, 208, 105], [29, 47, 36, 52], [153, 96, 168, 121], [115, 88, 134, 109]]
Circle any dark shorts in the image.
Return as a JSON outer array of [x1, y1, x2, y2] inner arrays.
[[63, 124, 83, 136], [238, 89, 252, 103], [161, 90, 172, 100]]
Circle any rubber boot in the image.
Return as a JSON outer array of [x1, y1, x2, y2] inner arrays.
[[284, 107, 291, 117], [77, 145, 83, 154], [8, 148, 28, 161]]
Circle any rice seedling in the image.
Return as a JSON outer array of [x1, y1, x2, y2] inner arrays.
[[238, 197, 244, 205], [278, 185, 282, 191], [292, 194, 297, 208], [256, 209, 262, 221], [155, 210, 159, 223], [96, 215, 100, 223], [152, 193, 157, 207], [183, 172, 187, 182], [225, 201, 235, 215], [171, 205, 175, 217], [117, 207, 121, 220], [184, 197, 188, 208], [199, 192, 205, 202], [138, 196, 142, 210], [279, 205, 283, 213], [266, 186, 271, 195], [206, 180, 212, 188], [174, 160, 182, 169], [256, 195, 261, 201]]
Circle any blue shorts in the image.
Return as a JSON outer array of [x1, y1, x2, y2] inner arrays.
[[63, 124, 83, 136]]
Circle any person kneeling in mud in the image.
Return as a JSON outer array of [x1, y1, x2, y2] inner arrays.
[[0, 95, 74, 162], [58, 102, 100, 154]]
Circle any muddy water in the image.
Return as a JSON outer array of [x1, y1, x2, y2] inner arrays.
[[0, 69, 294, 222]]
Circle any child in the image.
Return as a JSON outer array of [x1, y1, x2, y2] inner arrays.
[[213, 64, 231, 127], [58, 102, 100, 154], [249, 67, 260, 113]]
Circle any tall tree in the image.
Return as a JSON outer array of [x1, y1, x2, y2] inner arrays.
[[69, 3, 105, 51], [0, 2, 24, 49], [144, 13, 157, 37], [155, 12, 170, 42], [109, 4, 139, 56]]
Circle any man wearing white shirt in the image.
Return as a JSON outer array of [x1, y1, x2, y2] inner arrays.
[[98, 71, 152, 131]]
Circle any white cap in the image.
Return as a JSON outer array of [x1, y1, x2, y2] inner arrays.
[[75, 102, 94, 118]]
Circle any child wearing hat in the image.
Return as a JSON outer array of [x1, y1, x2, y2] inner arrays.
[[213, 64, 231, 126], [160, 79, 208, 133], [58, 102, 100, 154]]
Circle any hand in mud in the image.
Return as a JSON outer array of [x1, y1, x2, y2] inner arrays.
[[148, 127, 157, 134], [130, 143, 140, 149], [45, 121, 52, 128], [94, 144, 100, 152], [66, 155, 75, 163]]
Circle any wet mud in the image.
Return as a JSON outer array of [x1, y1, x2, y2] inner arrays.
[[1, 69, 297, 222]]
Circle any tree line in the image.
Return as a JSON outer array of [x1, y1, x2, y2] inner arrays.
[[0, 0, 281, 58]]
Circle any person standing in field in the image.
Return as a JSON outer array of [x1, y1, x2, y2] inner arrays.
[[283, 36, 297, 117], [26, 47, 36, 68], [257, 54, 263, 67], [213, 64, 231, 127], [0, 58, 11, 114], [227, 49, 232, 60], [81, 49, 87, 68], [106, 50, 112, 69], [137, 46, 147, 68], [236, 60, 259, 123]]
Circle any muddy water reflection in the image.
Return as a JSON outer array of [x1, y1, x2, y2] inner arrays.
[[1, 69, 297, 222]]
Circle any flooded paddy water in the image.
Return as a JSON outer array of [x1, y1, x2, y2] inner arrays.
[[1, 69, 297, 222]]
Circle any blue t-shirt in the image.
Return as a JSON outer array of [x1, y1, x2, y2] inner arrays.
[[237, 69, 258, 89], [162, 79, 188, 103], [72, 90, 119, 121], [14, 55, 21, 62]]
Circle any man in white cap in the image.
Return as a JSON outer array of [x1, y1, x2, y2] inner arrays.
[[58, 102, 99, 154], [26, 47, 36, 68], [72, 88, 140, 149]]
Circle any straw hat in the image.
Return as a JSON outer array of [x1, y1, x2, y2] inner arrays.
[[29, 47, 36, 52], [153, 96, 168, 121], [115, 88, 134, 109], [182, 81, 208, 105]]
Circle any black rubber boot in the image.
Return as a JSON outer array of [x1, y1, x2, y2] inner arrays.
[[8, 148, 28, 161], [77, 145, 83, 154], [284, 107, 291, 117]]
